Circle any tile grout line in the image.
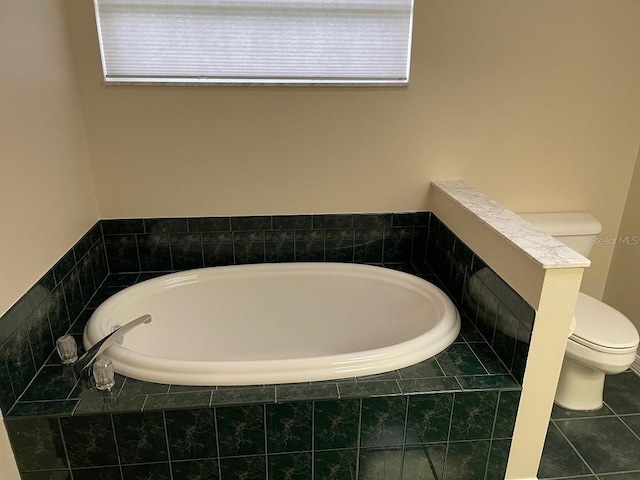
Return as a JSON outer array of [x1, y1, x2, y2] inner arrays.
[[354, 398, 363, 479], [398, 395, 410, 478], [57, 417, 75, 480], [162, 411, 174, 480], [483, 390, 502, 480], [613, 412, 640, 442], [441, 391, 456, 479], [109, 413, 126, 480], [213, 406, 223, 480], [550, 420, 597, 477], [263, 403, 269, 480], [311, 401, 316, 480]]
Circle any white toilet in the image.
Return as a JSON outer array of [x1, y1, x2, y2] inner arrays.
[[520, 212, 639, 411]]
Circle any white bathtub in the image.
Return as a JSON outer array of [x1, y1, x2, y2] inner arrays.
[[84, 263, 460, 385]]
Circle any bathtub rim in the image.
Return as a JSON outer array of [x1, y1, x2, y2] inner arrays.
[[84, 262, 461, 386]]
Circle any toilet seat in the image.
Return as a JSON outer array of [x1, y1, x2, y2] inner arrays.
[[571, 293, 639, 354]]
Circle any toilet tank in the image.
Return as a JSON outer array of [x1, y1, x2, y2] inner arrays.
[[519, 212, 603, 258]]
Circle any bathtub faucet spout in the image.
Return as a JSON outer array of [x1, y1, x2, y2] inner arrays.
[[74, 314, 152, 376]]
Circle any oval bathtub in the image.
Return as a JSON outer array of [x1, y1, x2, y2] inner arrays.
[[84, 263, 460, 385]]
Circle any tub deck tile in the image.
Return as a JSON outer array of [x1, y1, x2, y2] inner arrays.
[[143, 391, 212, 411], [70, 374, 127, 399], [356, 370, 401, 381], [9, 352, 522, 418], [73, 394, 147, 415], [100, 272, 140, 287], [68, 309, 93, 335], [435, 343, 489, 377], [118, 377, 170, 396], [7, 263, 523, 421], [398, 377, 461, 395], [276, 383, 339, 403], [211, 386, 276, 407], [20, 366, 79, 402], [397, 358, 444, 379], [337, 380, 402, 399], [168, 384, 217, 393], [8, 399, 79, 418], [457, 374, 519, 391], [468, 343, 510, 375]]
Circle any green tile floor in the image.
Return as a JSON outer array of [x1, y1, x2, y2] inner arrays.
[[538, 371, 640, 480]]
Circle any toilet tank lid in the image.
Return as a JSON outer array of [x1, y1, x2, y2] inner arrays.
[[519, 212, 602, 236]]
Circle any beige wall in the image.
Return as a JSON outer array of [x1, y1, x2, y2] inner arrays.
[[604, 146, 640, 332], [65, 0, 640, 300], [0, 1, 99, 476]]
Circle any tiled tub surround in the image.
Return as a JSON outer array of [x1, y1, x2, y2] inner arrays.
[[101, 211, 534, 385], [101, 213, 431, 272], [5, 276, 521, 480], [4, 265, 523, 480], [426, 214, 535, 384], [0, 222, 107, 415], [1, 212, 534, 479]]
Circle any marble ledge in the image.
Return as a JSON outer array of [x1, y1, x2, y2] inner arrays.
[[432, 180, 591, 270]]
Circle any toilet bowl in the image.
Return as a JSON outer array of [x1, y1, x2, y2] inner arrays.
[[520, 212, 640, 411], [555, 293, 639, 410]]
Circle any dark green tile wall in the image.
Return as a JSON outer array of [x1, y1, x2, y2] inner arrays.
[[425, 214, 535, 383], [101, 213, 429, 273], [5, 389, 519, 480], [0, 213, 430, 417], [1, 211, 530, 480], [0, 222, 106, 415]]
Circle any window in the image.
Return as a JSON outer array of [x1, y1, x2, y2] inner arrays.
[[93, 0, 414, 85]]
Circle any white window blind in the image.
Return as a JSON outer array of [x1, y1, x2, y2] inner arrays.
[[93, 0, 414, 85]]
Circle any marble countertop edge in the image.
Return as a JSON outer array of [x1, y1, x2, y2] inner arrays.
[[432, 180, 591, 270]]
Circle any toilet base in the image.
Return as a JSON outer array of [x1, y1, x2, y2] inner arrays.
[[554, 357, 605, 411]]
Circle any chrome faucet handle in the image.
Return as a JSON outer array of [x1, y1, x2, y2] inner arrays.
[[74, 314, 152, 376]]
